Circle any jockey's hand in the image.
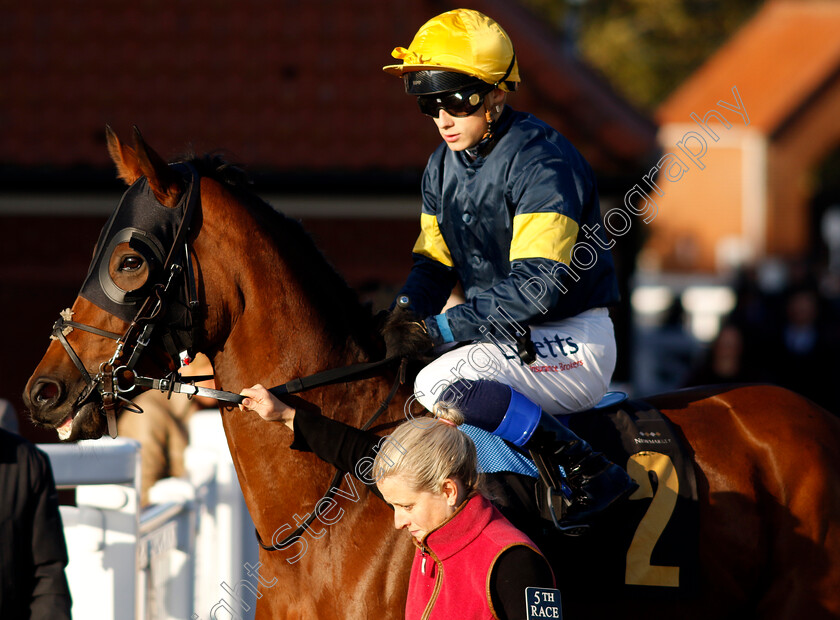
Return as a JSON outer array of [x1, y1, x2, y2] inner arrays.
[[381, 305, 435, 360], [240, 384, 295, 430]]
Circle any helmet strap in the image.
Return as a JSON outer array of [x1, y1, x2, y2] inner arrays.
[[492, 51, 517, 91]]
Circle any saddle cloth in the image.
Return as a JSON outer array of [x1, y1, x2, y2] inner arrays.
[[465, 394, 700, 595]]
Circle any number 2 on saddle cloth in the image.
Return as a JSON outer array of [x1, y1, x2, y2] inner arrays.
[[463, 396, 699, 593]]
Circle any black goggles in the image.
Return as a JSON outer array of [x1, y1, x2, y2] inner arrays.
[[416, 85, 494, 118]]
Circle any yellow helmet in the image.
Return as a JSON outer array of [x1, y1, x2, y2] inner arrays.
[[383, 9, 519, 93]]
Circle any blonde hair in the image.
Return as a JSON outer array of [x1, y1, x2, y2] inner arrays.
[[373, 402, 479, 494]]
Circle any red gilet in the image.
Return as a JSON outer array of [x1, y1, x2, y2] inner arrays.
[[404, 494, 544, 620]]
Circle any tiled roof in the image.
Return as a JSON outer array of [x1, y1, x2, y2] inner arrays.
[[657, 0, 840, 134], [0, 1, 656, 176]]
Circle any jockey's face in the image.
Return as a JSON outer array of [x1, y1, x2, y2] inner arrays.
[[430, 89, 506, 152]]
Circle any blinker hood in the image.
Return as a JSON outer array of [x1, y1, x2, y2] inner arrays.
[[79, 172, 190, 323]]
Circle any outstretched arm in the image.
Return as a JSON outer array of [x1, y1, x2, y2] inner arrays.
[[240, 385, 384, 499]]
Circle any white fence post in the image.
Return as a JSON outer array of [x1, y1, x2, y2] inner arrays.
[[187, 411, 259, 620], [39, 411, 258, 620], [43, 437, 142, 620]]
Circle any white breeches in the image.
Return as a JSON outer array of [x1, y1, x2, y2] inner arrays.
[[414, 308, 616, 415]]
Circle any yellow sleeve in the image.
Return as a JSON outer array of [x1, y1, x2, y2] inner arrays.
[[510, 212, 579, 264], [412, 212, 454, 267]]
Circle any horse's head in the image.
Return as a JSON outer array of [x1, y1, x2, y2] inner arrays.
[[24, 127, 200, 440]]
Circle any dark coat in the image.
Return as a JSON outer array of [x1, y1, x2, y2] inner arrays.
[[0, 429, 72, 619]]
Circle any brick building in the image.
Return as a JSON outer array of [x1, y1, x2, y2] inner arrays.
[[647, 0, 840, 273]]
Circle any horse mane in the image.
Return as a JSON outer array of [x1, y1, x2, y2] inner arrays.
[[183, 153, 383, 357]]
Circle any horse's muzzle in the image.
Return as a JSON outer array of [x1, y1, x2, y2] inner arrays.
[[24, 375, 106, 440]]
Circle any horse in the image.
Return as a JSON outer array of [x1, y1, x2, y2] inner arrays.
[[23, 128, 840, 619]]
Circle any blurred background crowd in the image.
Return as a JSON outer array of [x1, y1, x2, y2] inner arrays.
[[633, 254, 840, 415]]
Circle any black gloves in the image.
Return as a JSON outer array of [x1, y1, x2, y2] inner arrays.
[[381, 305, 435, 360]]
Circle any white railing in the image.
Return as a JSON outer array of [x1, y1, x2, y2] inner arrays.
[[40, 411, 258, 620]]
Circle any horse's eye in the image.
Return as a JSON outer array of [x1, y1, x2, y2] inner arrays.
[[120, 256, 144, 272]]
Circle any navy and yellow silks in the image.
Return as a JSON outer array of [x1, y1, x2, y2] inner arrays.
[[400, 107, 619, 345]]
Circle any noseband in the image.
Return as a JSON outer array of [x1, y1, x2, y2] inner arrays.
[[49, 163, 201, 437]]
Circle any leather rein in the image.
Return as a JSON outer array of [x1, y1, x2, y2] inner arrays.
[[49, 163, 407, 436]]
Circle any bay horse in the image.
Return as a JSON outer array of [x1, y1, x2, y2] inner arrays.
[[24, 128, 840, 619]]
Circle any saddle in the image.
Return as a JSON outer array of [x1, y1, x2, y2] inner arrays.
[[464, 394, 700, 595]]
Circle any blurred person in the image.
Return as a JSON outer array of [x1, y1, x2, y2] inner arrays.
[[729, 265, 780, 341], [378, 8, 635, 529], [0, 426, 72, 618], [634, 298, 701, 395], [118, 353, 216, 505], [0, 397, 20, 433], [684, 322, 765, 387], [768, 286, 839, 413]]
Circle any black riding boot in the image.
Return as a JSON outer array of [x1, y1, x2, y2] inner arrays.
[[437, 379, 637, 530], [483, 385, 637, 530], [525, 411, 638, 527]]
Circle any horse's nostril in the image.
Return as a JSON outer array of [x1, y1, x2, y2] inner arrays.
[[32, 379, 64, 407]]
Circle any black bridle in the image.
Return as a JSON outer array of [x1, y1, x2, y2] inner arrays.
[[51, 260, 202, 435], [50, 163, 201, 437]]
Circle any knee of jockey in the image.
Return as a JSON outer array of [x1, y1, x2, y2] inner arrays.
[[413, 363, 478, 412], [413, 364, 452, 411], [433, 379, 542, 447]]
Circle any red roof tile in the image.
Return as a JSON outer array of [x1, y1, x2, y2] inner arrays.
[[0, 1, 656, 175], [657, 1, 840, 134]]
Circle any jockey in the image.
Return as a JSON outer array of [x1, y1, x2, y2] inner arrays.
[[380, 9, 637, 528]]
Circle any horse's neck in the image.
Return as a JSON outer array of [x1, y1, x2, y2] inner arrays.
[[191, 183, 411, 613], [194, 183, 394, 513], [196, 182, 371, 410]]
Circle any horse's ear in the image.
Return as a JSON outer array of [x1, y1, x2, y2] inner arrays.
[[131, 126, 184, 208], [106, 125, 144, 186]]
